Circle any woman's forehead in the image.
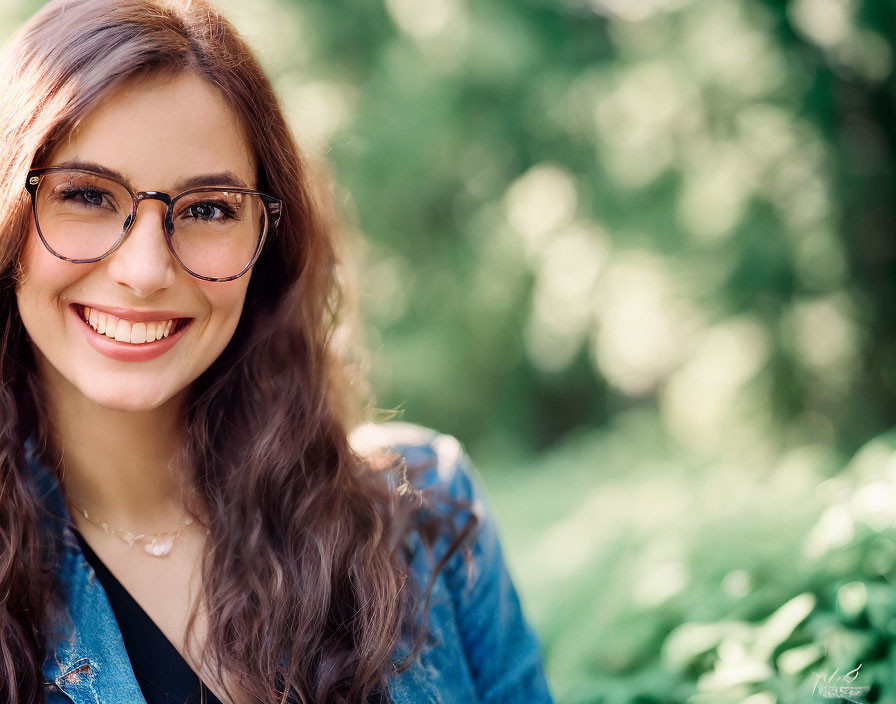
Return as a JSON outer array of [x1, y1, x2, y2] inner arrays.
[[49, 71, 257, 192]]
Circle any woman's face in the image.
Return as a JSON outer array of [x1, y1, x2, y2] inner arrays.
[[16, 71, 257, 414]]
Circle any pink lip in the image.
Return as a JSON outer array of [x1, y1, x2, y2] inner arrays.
[[71, 305, 193, 363], [75, 303, 187, 323]]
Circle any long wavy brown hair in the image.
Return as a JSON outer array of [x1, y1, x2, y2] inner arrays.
[[0, 1, 475, 703]]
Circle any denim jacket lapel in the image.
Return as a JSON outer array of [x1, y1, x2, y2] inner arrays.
[[30, 443, 148, 704]]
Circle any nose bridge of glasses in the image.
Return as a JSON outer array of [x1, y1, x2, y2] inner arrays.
[[135, 191, 172, 205], [125, 191, 174, 232], [112, 190, 178, 288]]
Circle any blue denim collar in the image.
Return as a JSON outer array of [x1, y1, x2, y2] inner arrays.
[[28, 440, 148, 701]]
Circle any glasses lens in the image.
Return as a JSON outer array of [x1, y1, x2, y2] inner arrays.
[[34, 170, 131, 261], [169, 190, 266, 280]]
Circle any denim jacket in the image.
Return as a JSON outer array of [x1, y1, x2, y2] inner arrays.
[[30, 422, 555, 704]]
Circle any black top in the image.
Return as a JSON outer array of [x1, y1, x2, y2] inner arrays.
[[74, 529, 387, 704], [73, 529, 225, 704]]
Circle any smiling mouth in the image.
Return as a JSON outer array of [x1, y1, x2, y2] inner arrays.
[[73, 304, 191, 345]]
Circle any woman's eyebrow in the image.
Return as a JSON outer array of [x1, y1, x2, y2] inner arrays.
[[49, 159, 250, 191], [52, 159, 123, 181], [174, 171, 250, 190]]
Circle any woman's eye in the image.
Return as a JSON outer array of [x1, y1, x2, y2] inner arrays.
[[60, 186, 112, 208], [183, 202, 235, 221]]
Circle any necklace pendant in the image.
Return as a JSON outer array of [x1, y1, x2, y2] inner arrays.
[[144, 535, 175, 557]]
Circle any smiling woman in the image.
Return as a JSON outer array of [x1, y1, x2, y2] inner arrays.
[[17, 72, 257, 411], [0, 1, 553, 704]]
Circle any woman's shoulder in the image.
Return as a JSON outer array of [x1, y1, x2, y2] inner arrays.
[[349, 421, 489, 582], [350, 423, 556, 703], [349, 421, 485, 504]]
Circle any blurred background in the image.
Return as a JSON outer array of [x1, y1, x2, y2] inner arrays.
[[7, 0, 896, 701]]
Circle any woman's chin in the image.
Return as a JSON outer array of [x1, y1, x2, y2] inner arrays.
[[68, 378, 187, 415]]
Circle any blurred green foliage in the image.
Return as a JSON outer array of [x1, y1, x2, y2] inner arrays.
[[203, 0, 896, 466], [7, 0, 896, 701]]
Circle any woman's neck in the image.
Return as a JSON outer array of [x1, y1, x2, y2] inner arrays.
[[43, 380, 194, 531]]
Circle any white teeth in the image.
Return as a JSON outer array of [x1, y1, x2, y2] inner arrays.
[[104, 315, 119, 339], [80, 306, 180, 345], [114, 319, 131, 342], [131, 322, 147, 344]]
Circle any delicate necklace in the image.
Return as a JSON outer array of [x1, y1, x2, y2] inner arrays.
[[68, 501, 210, 557]]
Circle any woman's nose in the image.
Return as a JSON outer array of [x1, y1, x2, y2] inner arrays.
[[103, 200, 178, 297]]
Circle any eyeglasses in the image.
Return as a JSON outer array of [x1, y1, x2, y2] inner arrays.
[[25, 167, 283, 282]]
